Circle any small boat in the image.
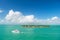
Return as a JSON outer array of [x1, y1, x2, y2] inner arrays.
[[12, 29, 20, 34]]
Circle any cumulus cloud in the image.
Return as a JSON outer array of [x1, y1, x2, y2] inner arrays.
[[0, 10, 60, 25], [3, 10, 35, 24], [48, 16, 60, 24]]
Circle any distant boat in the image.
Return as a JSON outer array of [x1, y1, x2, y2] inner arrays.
[[12, 29, 20, 34]]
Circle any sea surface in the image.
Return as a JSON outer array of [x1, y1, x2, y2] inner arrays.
[[0, 25, 60, 40]]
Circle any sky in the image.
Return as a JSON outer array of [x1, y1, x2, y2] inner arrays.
[[0, 0, 60, 25]]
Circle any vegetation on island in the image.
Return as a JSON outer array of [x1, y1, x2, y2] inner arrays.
[[21, 25, 50, 28]]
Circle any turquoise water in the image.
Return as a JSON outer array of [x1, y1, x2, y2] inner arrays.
[[0, 25, 60, 40]]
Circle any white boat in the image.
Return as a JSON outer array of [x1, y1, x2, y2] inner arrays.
[[12, 29, 20, 34]]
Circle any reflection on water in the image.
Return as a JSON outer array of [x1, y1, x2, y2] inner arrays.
[[0, 25, 60, 40]]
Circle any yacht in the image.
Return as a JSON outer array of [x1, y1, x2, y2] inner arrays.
[[12, 29, 20, 34]]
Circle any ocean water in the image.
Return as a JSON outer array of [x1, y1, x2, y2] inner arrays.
[[0, 25, 60, 40]]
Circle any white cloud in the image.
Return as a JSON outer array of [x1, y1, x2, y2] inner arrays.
[[3, 10, 35, 24], [0, 9, 60, 25], [46, 16, 60, 25], [51, 16, 59, 21], [0, 10, 3, 13]]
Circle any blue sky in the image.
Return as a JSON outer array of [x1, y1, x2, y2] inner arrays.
[[0, 0, 60, 19], [0, 0, 60, 24]]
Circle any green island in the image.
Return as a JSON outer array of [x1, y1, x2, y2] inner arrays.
[[21, 25, 50, 28]]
